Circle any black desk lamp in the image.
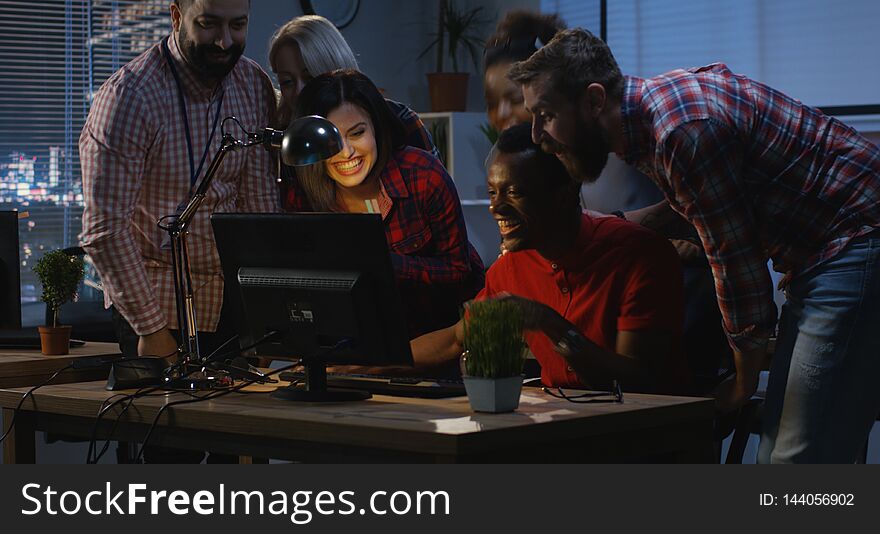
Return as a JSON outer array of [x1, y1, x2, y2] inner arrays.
[[159, 115, 342, 370]]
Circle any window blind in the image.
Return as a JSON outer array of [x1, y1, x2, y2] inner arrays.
[[0, 0, 167, 306], [542, 0, 880, 116]]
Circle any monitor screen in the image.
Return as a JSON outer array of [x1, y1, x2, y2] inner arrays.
[[212, 212, 413, 401], [0, 211, 21, 329]]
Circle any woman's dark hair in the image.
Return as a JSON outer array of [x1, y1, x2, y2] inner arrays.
[[293, 69, 406, 211], [483, 10, 565, 71]]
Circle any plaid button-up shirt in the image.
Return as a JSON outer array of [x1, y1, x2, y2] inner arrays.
[[285, 147, 485, 337], [621, 63, 880, 353], [81, 35, 279, 336], [386, 99, 441, 161]]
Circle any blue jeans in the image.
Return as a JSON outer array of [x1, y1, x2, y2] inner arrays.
[[758, 231, 880, 463]]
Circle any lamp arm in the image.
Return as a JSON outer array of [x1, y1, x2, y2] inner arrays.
[[176, 133, 241, 233], [162, 132, 241, 365], [158, 115, 339, 369]]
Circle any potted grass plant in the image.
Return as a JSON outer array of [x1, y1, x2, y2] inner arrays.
[[461, 299, 527, 413], [418, 0, 490, 111], [33, 249, 85, 355]]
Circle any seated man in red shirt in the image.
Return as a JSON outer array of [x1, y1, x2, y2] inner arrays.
[[412, 123, 690, 394]]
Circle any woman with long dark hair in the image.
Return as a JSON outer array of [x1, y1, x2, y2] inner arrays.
[[289, 69, 484, 349]]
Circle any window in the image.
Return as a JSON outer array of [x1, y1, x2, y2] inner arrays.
[[542, 0, 880, 117], [540, 0, 600, 35], [0, 0, 166, 317]]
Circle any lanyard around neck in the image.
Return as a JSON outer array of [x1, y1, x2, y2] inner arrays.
[[162, 37, 224, 188]]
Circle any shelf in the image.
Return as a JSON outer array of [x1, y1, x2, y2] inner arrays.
[[418, 111, 492, 202], [418, 112, 497, 266]]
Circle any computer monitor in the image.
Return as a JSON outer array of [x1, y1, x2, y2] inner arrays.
[[212, 212, 413, 402], [0, 211, 21, 329]]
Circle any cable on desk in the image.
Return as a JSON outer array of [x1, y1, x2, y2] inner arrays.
[[86, 385, 210, 464], [86, 387, 165, 464], [0, 363, 73, 446], [87, 331, 286, 463], [133, 358, 305, 463], [134, 330, 318, 463]]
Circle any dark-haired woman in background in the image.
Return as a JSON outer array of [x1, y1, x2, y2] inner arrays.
[[483, 10, 565, 133], [288, 70, 484, 358]]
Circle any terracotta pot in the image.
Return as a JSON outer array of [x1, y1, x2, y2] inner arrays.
[[427, 72, 469, 112], [38, 325, 72, 355]]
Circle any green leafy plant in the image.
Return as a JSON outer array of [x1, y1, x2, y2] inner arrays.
[[478, 122, 499, 145], [418, 0, 490, 73], [463, 300, 526, 378], [33, 250, 85, 327]]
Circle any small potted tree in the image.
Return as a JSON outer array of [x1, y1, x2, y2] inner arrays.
[[461, 299, 527, 413], [33, 249, 85, 355], [418, 0, 489, 111]]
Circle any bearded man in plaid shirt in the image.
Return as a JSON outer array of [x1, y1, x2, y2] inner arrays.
[[509, 28, 880, 463], [81, 0, 278, 368]]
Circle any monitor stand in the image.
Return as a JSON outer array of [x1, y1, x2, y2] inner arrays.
[[270, 359, 371, 402]]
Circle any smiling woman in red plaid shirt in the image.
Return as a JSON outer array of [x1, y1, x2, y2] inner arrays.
[[285, 70, 485, 343], [508, 28, 880, 463]]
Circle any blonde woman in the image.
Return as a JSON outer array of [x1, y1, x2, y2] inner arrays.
[[269, 15, 436, 156]]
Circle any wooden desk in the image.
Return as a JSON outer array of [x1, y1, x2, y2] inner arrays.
[[1, 381, 715, 464], [0, 342, 122, 388]]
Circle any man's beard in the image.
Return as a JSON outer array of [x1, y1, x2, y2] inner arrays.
[[541, 117, 610, 183], [178, 26, 244, 82]]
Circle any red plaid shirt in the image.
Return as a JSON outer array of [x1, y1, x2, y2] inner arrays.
[[81, 36, 279, 336], [285, 147, 485, 337], [621, 63, 880, 352], [386, 99, 441, 161]]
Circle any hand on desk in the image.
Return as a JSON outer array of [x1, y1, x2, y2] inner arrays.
[[138, 327, 178, 362]]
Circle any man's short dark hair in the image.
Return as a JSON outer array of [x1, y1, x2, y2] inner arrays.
[[507, 28, 624, 101], [494, 123, 579, 195], [174, 0, 251, 12]]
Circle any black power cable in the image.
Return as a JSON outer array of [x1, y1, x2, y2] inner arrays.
[[0, 363, 73, 446], [87, 331, 285, 462], [132, 335, 353, 462], [133, 358, 305, 463], [86, 387, 167, 464]]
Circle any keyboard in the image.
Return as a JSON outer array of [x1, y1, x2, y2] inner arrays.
[[278, 371, 466, 399]]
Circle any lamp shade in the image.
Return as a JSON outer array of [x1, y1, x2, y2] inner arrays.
[[280, 115, 342, 166]]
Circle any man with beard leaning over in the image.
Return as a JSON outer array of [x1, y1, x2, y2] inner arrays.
[[508, 28, 880, 463], [80, 0, 278, 462]]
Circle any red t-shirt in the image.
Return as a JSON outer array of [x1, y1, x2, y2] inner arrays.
[[476, 213, 689, 393]]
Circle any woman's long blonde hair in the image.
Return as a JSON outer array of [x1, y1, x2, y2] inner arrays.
[[269, 15, 359, 128]]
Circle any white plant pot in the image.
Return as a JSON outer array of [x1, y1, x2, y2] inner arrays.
[[462, 375, 523, 413]]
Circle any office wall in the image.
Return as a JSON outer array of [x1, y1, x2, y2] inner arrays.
[[248, 0, 540, 114]]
